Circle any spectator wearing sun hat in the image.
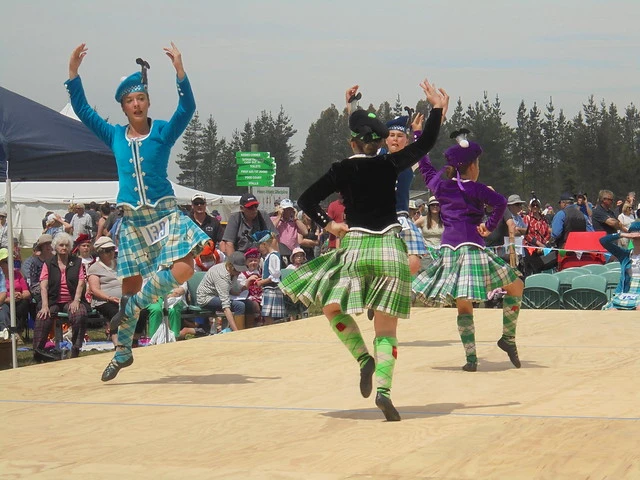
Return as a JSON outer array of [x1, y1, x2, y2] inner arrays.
[[270, 198, 308, 253]]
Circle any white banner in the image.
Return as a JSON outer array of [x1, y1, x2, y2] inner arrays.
[[251, 186, 290, 214]]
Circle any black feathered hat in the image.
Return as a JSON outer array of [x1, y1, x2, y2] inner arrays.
[[349, 110, 389, 143]]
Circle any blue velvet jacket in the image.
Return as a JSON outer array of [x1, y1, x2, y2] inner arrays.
[[64, 75, 195, 209], [599, 233, 633, 294]]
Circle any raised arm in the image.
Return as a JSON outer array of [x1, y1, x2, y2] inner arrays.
[[65, 43, 115, 146], [160, 42, 196, 145], [388, 79, 449, 172]]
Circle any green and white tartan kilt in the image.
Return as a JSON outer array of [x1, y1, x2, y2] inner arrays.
[[279, 227, 412, 318], [603, 277, 640, 310], [413, 244, 518, 307], [117, 198, 210, 279]]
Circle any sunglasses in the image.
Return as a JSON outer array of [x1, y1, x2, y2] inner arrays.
[[192, 201, 206, 206], [243, 205, 258, 210], [101, 247, 116, 253]]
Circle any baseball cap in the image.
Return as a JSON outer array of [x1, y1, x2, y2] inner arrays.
[[192, 193, 206, 203], [240, 193, 259, 208], [559, 193, 574, 202], [36, 234, 53, 248], [415, 199, 425, 208], [0, 248, 8, 262], [229, 251, 248, 272]]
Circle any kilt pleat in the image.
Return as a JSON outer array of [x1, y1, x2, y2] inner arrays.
[[280, 228, 412, 318], [413, 244, 518, 306], [117, 198, 210, 279]]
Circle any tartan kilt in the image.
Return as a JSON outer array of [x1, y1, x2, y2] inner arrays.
[[117, 198, 210, 279], [413, 244, 518, 307], [604, 278, 640, 310], [399, 220, 428, 256], [279, 228, 412, 318], [262, 287, 286, 319]]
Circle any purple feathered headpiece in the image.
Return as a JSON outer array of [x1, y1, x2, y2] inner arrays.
[[444, 129, 482, 190]]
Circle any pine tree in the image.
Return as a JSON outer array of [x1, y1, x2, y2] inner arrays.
[[176, 112, 203, 189]]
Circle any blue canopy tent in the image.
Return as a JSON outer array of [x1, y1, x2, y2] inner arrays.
[[0, 86, 117, 180], [0, 86, 117, 367]]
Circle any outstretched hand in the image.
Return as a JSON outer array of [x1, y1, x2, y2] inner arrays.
[[163, 42, 185, 80], [345, 85, 359, 114], [411, 112, 425, 132], [420, 78, 450, 117], [69, 43, 88, 79]]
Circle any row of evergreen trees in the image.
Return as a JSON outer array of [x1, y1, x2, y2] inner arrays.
[[176, 93, 640, 205]]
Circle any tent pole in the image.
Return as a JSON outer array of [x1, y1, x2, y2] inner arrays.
[[6, 178, 18, 369]]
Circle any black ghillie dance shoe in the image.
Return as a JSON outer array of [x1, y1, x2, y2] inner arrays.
[[101, 356, 134, 382], [375, 393, 401, 422], [497, 337, 521, 368], [359, 355, 375, 398]]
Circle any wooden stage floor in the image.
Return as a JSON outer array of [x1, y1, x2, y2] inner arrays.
[[1, 308, 638, 479]]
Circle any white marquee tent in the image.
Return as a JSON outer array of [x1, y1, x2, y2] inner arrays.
[[0, 181, 240, 247]]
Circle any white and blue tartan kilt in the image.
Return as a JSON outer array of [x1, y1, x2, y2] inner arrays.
[[117, 198, 210, 279], [604, 278, 640, 310], [279, 227, 412, 318], [413, 244, 518, 307], [262, 286, 286, 319], [399, 220, 428, 256]]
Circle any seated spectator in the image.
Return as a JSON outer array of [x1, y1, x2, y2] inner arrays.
[[146, 278, 188, 341], [23, 235, 54, 321], [0, 248, 30, 335], [73, 233, 95, 269], [592, 189, 622, 234], [196, 251, 259, 331], [238, 248, 263, 328], [0, 211, 8, 249], [221, 193, 277, 256], [87, 236, 121, 338], [194, 240, 224, 272], [600, 221, 640, 310], [33, 232, 89, 361]]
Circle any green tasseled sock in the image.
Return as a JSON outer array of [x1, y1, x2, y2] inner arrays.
[[457, 314, 476, 363], [330, 313, 370, 367], [502, 295, 522, 344], [373, 336, 398, 398]]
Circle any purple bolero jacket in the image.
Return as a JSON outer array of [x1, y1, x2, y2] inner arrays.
[[418, 157, 507, 249]]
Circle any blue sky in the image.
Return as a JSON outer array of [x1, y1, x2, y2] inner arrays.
[[2, 0, 638, 183]]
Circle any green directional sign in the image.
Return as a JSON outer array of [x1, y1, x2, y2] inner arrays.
[[236, 151, 270, 158], [236, 174, 275, 181], [237, 162, 276, 171], [236, 157, 275, 166], [237, 169, 275, 176], [237, 179, 274, 187]]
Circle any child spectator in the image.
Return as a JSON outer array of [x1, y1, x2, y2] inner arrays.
[[238, 248, 263, 327], [252, 230, 284, 325], [284, 248, 308, 321]]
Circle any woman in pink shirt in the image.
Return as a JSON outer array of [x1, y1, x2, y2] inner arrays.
[[0, 248, 31, 336], [33, 232, 89, 361]]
